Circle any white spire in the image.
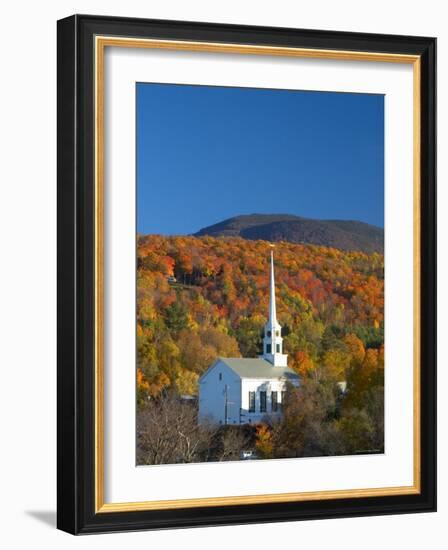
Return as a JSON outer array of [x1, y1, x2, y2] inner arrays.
[[269, 250, 277, 326], [261, 249, 288, 367]]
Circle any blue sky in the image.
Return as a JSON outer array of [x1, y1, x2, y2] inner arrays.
[[137, 83, 384, 234]]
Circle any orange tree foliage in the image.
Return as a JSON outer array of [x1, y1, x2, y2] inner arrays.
[[136, 235, 384, 402], [255, 423, 274, 458]]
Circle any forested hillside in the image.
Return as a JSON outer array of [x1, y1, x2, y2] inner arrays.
[[137, 234, 384, 402]]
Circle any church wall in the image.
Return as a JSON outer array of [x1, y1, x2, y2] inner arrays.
[[198, 361, 241, 425]]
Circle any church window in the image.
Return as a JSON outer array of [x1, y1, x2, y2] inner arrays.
[[266, 344, 272, 354], [271, 391, 278, 412], [276, 331, 280, 337], [276, 344, 280, 353], [219, 373, 222, 381], [267, 330, 272, 337], [280, 391, 287, 409], [248, 392, 256, 412], [260, 391, 267, 413]]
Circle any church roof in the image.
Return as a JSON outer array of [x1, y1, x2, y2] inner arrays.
[[217, 357, 299, 381]]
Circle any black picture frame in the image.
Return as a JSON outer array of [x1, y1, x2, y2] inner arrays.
[[57, 14, 436, 534]]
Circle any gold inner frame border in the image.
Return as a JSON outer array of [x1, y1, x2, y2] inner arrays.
[[94, 35, 421, 513]]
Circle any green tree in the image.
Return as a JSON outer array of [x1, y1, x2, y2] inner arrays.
[[164, 297, 188, 333], [235, 317, 264, 357]]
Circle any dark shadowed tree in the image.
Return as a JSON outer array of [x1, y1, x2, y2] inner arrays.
[[137, 391, 216, 465], [270, 375, 343, 458]]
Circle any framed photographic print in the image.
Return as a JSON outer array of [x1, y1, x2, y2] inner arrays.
[[57, 15, 436, 534]]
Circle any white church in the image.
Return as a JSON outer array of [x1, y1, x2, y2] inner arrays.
[[198, 251, 300, 425]]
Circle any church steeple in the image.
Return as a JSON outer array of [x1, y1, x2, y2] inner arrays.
[[261, 251, 288, 367], [269, 250, 277, 327]]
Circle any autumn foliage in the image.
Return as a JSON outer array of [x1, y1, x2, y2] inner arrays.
[[137, 234, 384, 404]]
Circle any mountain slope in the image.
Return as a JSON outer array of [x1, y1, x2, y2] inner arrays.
[[194, 214, 383, 253]]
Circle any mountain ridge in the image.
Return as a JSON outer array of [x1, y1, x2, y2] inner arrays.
[[194, 214, 384, 254]]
